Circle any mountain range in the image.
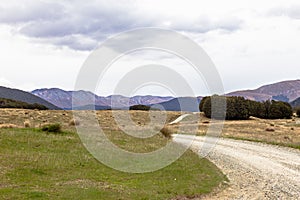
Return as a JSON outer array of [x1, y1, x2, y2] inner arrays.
[[30, 79, 300, 111], [1, 79, 300, 111], [227, 80, 300, 102], [31, 88, 174, 110]]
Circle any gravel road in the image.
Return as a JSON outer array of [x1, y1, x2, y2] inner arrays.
[[173, 134, 300, 199]]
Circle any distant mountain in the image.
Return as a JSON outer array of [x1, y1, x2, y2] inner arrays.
[[227, 80, 300, 102], [31, 79, 300, 111], [152, 97, 202, 112], [290, 97, 300, 108], [0, 86, 60, 110], [32, 88, 174, 109]]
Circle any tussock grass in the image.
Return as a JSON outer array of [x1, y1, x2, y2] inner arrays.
[[41, 123, 62, 133], [68, 119, 80, 126]]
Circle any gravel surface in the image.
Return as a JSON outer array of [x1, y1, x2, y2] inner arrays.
[[173, 134, 300, 199]]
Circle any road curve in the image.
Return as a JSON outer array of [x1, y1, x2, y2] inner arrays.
[[173, 134, 300, 199]]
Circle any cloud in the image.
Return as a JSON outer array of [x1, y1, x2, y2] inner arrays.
[[0, 0, 242, 51], [0, 1, 64, 24], [268, 5, 300, 19]]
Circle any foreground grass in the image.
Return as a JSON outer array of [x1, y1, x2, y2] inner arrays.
[[0, 128, 226, 200]]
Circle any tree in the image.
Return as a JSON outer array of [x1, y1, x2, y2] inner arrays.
[[268, 100, 292, 119], [201, 96, 292, 120], [199, 96, 209, 112]]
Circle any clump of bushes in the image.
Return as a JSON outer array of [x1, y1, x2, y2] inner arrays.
[[129, 105, 151, 111], [295, 107, 300, 118], [200, 95, 293, 120], [41, 123, 62, 133]]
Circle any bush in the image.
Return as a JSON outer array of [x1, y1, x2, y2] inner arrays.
[[159, 126, 173, 139], [296, 108, 300, 117], [41, 123, 62, 133], [129, 105, 151, 111]]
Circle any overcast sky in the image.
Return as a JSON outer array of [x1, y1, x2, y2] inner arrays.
[[0, 0, 300, 96]]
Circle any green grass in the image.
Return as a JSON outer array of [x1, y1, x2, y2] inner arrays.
[[0, 128, 226, 200]]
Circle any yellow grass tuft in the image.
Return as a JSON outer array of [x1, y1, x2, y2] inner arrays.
[[24, 120, 31, 128], [159, 126, 174, 139], [0, 124, 19, 128], [69, 119, 80, 126]]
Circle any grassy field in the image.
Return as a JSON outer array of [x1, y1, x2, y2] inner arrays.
[[170, 113, 300, 149], [0, 109, 227, 200]]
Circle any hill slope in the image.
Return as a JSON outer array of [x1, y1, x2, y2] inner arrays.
[[227, 80, 300, 102], [0, 98, 48, 110], [290, 97, 300, 107], [0, 86, 60, 110], [152, 97, 202, 112]]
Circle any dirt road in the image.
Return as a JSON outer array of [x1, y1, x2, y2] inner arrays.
[[173, 134, 300, 199]]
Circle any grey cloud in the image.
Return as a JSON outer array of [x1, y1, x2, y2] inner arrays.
[[0, 1, 243, 51], [268, 5, 300, 19], [0, 2, 64, 23], [170, 16, 242, 33]]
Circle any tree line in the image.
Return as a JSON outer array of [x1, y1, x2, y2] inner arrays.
[[200, 95, 293, 120], [0, 98, 48, 110]]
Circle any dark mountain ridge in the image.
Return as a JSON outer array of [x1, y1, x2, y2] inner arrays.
[[0, 86, 60, 110]]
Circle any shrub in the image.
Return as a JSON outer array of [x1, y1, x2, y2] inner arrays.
[[295, 107, 300, 117], [69, 119, 80, 126], [129, 105, 151, 111], [159, 126, 173, 139], [41, 123, 62, 133]]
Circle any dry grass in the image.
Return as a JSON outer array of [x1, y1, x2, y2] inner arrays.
[[169, 112, 300, 149], [23, 120, 31, 128], [1, 108, 299, 149], [0, 124, 20, 128], [68, 119, 80, 126]]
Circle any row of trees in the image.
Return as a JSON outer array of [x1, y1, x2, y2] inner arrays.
[[200, 95, 293, 120], [0, 98, 48, 110]]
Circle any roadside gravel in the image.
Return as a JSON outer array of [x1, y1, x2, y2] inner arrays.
[[173, 134, 300, 199]]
